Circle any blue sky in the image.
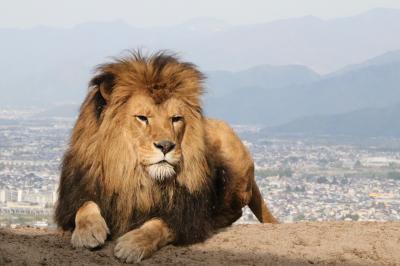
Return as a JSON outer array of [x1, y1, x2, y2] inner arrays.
[[1, 0, 400, 28]]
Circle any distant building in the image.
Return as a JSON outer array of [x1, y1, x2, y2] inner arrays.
[[17, 189, 22, 202], [0, 190, 6, 203]]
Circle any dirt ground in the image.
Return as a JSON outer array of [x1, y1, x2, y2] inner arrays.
[[1, 222, 400, 266]]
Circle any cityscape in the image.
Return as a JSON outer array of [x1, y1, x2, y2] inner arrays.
[[1, 109, 399, 228]]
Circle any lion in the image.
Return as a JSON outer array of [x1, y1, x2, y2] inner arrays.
[[55, 51, 277, 263]]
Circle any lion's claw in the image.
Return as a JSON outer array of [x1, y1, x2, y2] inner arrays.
[[114, 229, 156, 263], [71, 214, 110, 249]]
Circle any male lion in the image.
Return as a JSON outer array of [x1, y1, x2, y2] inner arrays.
[[55, 51, 277, 263]]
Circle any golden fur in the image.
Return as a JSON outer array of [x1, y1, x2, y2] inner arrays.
[[55, 51, 276, 262]]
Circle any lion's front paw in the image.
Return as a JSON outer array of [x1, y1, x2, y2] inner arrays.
[[114, 229, 157, 263], [71, 213, 110, 249]]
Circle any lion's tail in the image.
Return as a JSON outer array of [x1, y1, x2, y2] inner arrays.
[[248, 180, 279, 224]]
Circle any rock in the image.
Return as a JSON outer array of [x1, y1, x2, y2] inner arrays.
[[0, 222, 399, 265]]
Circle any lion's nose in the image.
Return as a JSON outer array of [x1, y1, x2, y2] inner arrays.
[[154, 140, 176, 154]]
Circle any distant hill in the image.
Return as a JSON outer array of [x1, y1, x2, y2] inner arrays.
[[206, 57, 400, 125], [265, 103, 400, 137], [2, 8, 400, 107], [205, 65, 320, 98], [327, 50, 400, 78]]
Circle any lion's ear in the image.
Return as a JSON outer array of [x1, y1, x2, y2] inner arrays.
[[90, 72, 115, 102]]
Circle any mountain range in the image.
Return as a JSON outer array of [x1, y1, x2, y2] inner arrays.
[[6, 9, 400, 79], [265, 103, 400, 137], [30, 50, 400, 137], [206, 50, 400, 126], [1, 8, 400, 137]]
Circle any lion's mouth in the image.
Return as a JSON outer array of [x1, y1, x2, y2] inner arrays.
[[150, 160, 171, 166], [146, 161, 176, 180]]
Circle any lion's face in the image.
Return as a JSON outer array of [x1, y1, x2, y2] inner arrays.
[[125, 94, 188, 181], [80, 52, 208, 191]]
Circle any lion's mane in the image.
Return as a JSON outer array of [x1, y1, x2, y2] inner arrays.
[[55, 52, 216, 244]]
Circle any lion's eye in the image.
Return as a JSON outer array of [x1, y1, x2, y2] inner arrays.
[[171, 116, 183, 123], [135, 115, 148, 124]]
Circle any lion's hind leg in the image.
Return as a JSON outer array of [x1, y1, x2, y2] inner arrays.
[[71, 201, 110, 249], [205, 119, 278, 225]]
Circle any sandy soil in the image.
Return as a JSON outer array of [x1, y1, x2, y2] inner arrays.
[[1, 222, 400, 266]]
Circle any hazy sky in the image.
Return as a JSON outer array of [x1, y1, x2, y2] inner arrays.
[[1, 0, 400, 28]]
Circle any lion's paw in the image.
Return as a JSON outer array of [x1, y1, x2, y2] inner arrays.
[[71, 214, 110, 249], [114, 229, 157, 263]]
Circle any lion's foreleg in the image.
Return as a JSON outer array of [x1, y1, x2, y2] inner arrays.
[[71, 201, 110, 248], [114, 218, 174, 263]]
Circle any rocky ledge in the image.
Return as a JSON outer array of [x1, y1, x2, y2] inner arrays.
[[1, 222, 399, 265]]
